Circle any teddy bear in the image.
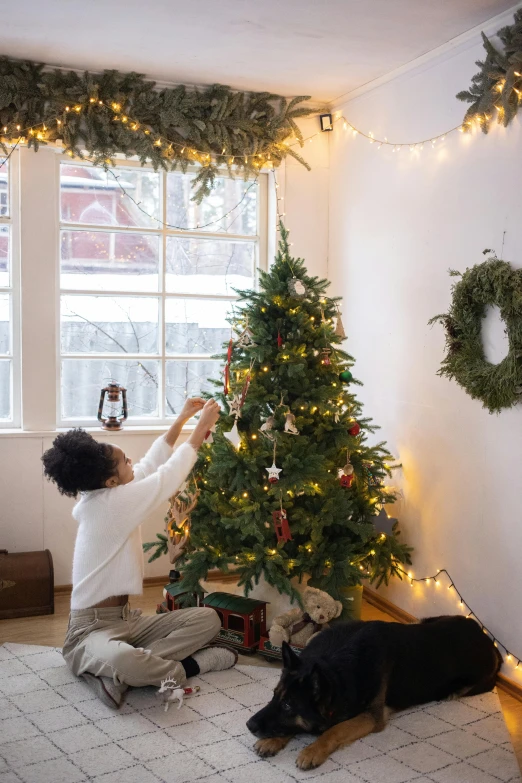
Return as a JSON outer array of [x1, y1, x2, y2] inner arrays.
[[268, 586, 343, 648]]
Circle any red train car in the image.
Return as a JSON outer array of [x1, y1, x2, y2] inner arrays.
[[202, 592, 268, 653]]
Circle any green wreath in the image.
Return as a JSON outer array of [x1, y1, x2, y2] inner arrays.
[[429, 253, 522, 414]]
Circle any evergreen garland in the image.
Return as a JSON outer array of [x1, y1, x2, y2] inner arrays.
[[0, 57, 316, 202], [170, 224, 412, 610], [429, 252, 522, 414], [457, 10, 522, 133]]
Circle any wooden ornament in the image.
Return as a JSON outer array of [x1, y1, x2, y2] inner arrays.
[[272, 509, 292, 543]]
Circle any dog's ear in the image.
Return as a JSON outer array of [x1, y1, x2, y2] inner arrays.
[[281, 641, 301, 671], [309, 663, 332, 706]]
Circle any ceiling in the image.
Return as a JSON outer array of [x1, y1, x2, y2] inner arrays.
[[1, 0, 517, 102]]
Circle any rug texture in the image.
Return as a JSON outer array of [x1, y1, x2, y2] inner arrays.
[[0, 642, 520, 783]]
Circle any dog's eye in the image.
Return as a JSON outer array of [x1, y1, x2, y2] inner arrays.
[[281, 700, 292, 713]]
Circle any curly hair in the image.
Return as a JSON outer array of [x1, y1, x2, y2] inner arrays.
[[42, 429, 118, 498]]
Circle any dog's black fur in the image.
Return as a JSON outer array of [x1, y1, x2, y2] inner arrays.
[[247, 616, 502, 769]]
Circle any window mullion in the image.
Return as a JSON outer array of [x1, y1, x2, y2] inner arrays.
[[160, 171, 167, 422], [20, 147, 58, 431]]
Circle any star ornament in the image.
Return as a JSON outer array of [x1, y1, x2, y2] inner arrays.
[[224, 421, 242, 450], [373, 507, 397, 536], [228, 394, 242, 417], [266, 462, 282, 483]]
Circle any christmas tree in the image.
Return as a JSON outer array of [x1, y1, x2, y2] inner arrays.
[[153, 224, 412, 609]]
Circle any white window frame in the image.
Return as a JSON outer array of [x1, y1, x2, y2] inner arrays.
[[0, 151, 21, 429], [56, 155, 269, 428]]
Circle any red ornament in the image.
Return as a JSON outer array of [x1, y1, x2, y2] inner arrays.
[[348, 422, 361, 436], [224, 339, 233, 395], [340, 473, 354, 488], [240, 371, 252, 407], [272, 509, 292, 542], [277, 331, 283, 348]]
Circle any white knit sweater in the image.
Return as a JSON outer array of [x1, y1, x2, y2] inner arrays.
[[70, 436, 198, 610]]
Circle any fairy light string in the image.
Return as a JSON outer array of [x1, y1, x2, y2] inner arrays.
[[0, 106, 261, 231], [1, 97, 294, 168], [332, 113, 464, 151], [102, 165, 259, 232], [393, 564, 521, 670]]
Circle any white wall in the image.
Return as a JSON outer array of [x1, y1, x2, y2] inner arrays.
[[329, 23, 522, 683], [0, 118, 329, 591], [0, 431, 187, 586], [280, 117, 329, 281]]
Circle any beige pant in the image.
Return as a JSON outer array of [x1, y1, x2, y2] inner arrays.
[[63, 603, 221, 688]]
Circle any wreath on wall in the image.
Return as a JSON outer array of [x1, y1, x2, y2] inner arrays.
[[0, 57, 317, 202], [429, 253, 522, 414], [457, 9, 522, 133]]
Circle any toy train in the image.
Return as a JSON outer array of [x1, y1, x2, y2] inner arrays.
[[157, 581, 303, 661]]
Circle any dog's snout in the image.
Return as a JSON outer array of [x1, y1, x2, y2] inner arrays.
[[246, 716, 259, 735]]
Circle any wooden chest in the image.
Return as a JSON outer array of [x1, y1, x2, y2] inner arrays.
[[0, 549, 54, 619]]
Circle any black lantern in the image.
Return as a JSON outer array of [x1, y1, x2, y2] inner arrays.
[[98, 382, 128, 430], [320, 113, 333, 132]]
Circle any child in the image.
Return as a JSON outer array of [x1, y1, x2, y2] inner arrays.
[[42, 397, 236, 709]]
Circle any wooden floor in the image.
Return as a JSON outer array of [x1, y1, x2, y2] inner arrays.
[[1, 586, 521, 770]]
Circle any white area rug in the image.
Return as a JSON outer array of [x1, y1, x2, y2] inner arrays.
[[0, 643, 520, 783]]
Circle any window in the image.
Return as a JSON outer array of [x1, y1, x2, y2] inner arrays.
[[228, 614, 245, 632], [58, 161, 265, 425], [0, 154, 20, 427]]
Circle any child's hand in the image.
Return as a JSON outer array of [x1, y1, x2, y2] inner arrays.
[[198, 399, 221, 431], [179, 397, 206, 422]]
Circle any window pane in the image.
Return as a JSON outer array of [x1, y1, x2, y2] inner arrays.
[[61, 230, 160, 292], [62, 359, 159, 419], [0, 360, 10, 419], [165, 298, 231, 355], [0, 294, 10, 354], [60, 165, 160, 229], [166, 360, 221, 416], [0, 159, 8, 217], [166, 237, 254, 295], [61, 296, 159, 354], [0, 226, 8, 287], [167, 172, 257, 235]]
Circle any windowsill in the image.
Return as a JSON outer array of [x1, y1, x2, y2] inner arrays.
[[0, 423, 197, 437]]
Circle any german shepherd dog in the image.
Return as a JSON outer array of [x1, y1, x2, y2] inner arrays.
[[247, 616, 502, 770]]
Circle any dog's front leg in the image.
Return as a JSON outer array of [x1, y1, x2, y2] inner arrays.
[[296, 713, 376, 770], [255, 736, 294, 758]]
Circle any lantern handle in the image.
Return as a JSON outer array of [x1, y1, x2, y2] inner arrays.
[[98, 387, 107, 424], [121, 387, 128, 422]]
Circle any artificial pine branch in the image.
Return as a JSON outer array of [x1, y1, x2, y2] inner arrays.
[[457, 10, 522, 133], [0, 56, 320, 202]]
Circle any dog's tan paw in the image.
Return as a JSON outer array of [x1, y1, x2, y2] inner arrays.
[[254, 738, 286, 758], [296, 743, 329, 770]]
